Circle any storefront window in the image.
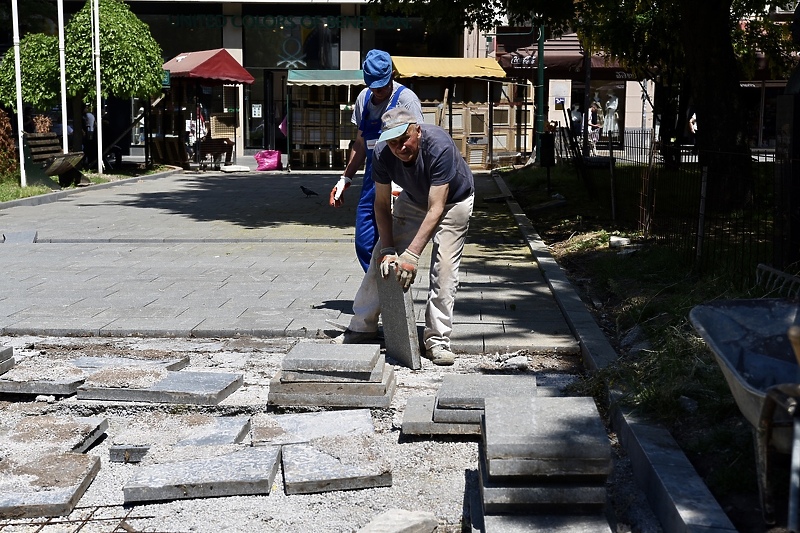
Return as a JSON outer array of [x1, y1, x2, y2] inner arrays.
[[137, 14, 223, 62]]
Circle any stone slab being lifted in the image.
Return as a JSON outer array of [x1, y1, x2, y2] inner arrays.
[[77, 370, 243, 405], [123, 445, 281, 503], [270, 366, 394, 397], [377, 273, 421, 370], [281, 434, 392, 495], [401, 396, 481, 436], [251, 409, 374, 446], [0, 453, 100, 518], [483, 396, 611, 478], [281, 354, 386, 383]]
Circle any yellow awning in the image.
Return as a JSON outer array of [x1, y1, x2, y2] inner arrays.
[[392, 56, 506, 79]]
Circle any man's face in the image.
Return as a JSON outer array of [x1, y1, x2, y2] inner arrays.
[[386, 124, 420, 163], [370, 81, 393, 104]]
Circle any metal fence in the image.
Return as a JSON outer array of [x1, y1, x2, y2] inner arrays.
[[568, 127, 797, 288]]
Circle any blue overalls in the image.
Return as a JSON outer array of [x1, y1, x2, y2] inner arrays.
[[355, 86, 406, 272]]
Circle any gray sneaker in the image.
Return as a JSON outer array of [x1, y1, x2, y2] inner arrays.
[[331, 329, 379, 344], [425, 345, 455, 366]]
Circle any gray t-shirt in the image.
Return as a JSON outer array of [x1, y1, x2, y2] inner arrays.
[[351, 81, 424, 130], [372, 124, 474, 206]]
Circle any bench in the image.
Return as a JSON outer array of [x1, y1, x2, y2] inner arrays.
[[22, 132, 87, 187]]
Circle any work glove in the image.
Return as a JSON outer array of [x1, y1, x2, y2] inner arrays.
[[395, 250, 420, 291], [329, 176, 351, 207], [379, 247, 398, 279]]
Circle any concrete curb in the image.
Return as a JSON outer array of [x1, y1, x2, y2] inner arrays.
[[0, 167, 183, 211], [493, 171, 737, 533]]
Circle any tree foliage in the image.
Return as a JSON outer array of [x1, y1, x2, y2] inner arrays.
[[0, 0, 163, 112]]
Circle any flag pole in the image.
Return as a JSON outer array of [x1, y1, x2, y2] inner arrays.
[[11, 0, 27, 187], [58, 0, 68, 152]]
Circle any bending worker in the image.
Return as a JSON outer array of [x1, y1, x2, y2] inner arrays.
[[329, 49, 423, 272], [334, 107, 474, 367]]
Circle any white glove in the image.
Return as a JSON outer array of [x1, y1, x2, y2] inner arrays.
[[379, 247, 398, 278], [333, 176, 351, 201], [396, 249, 420, 291]]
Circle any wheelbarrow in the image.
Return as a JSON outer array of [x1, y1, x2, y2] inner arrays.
[[690, 299, 800, 530]]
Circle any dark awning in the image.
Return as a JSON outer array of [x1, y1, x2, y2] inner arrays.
[[162, 49, 255, 85]]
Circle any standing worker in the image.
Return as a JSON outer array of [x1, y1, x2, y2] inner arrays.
[[334, 107, 474, 367], [329, 50, 424, 272]]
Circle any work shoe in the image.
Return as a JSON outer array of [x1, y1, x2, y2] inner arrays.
[[425, 345, 455, 366], [331, 329, 379, 344]]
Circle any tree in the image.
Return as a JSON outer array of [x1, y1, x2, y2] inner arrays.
[[0, 33, 59, 111], [374, 0, 798, 207]]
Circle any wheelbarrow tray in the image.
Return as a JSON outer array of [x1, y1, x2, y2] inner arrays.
[[690, 298, 799, 454]]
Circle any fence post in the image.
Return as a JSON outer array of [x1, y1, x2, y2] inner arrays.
[[696, 165, 708, 267]]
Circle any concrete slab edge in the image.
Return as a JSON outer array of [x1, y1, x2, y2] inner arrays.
[[493, 172, 736, 533]]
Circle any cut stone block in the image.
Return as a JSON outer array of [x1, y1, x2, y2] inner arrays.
[[377, 272, 421, 370], [479, 450, 606, 513], [77, 371, 243, 405], [0, 345, 12, 363], [72, 355, 190, 372], [482, 514, 611, 533], [109, 445, 151, 463], [0, 355, 14, 377], [6, 415, 108, 454], [175, 416, 251, 446], [0, 377, 84, 396], [251, 409, 374, 446], [281, 355, 386, 383], [357, 508, 438, 532], [0, 453, 100, 518], [282, 434, 392, 495], [432, 404, 482, 424], [483, 396, 611, 478], [401, 396, 481, 436], [123, 446, 281, 503], [270, 366, 394, 397], [268, 367, 396, 408], [2, 230, 37, 243], [436, 374, 537, 410], [283, 343, 380, 373]]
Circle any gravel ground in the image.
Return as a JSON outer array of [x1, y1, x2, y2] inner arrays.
[[0, 335, 662, 532]]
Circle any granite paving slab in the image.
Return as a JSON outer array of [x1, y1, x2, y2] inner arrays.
[[0, 453, 100, 518], [268, 367, 396, 408], [401, 396, 481, 436], [251, 409, 374, 446], [77, 370, 243, 405], [478, 451, 606, 513], [0, 377, 84, 396], [357, 508, 438, 532], [269, 366, 393, 396], [0, 355, 13, 376], [1, 230, 38, 243], [482, 514, 611, 533], [282, 342, 380, 373], [109, 444, 151, 463], [5, 415, 108, 455], [123, 446, 281, 503], [72, 355, 190, 372], [281, 434, 392, 495], [483, 396, 611, 478], [376, 273, 421, 370], [281, 354, 386, 383], [175, 416, 251, 446], [436, 373, 537, 409], [433, 404, 483, 424]]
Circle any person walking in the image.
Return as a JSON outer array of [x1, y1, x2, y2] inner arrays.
[[329, 49, 424, 272], [334, 107, 475, 366]]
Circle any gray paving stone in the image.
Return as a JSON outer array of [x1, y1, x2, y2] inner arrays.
[[282, 434, 392, 495], [357, 508, 438, 532], [123, 446, 281, 503], [0, 377, 84, 396], [109, 444, 151, 463], [72, 355, 190, 371], [377, 273, 421, 370], [77, 371, 243, 405], [479, 452, 606, 513], [175, 416, 251, 446], [401, 396, 481, 436], [4, 415, 107, 454], [433, 404, 482, 424], [482, 514, 611, 533], [0, 453, 100, 518], [268, 368, 395, 408], [0, 345, 11, 362], [270, 366, 393, 397], [282, 342, 380, 373], [2, 230, 38, 243], [281, 354, 385, 383], [251, 409, 374, 446], [483, 397, 611, 478], [0, 355, 13, 376], [437, 374, 537, 409]]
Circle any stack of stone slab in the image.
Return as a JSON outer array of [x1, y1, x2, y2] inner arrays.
[[268, 343, 395, 408], [479, 396, 612, 532], [401, 374, 538, 436]]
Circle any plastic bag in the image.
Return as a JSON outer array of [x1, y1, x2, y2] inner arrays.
[[254, 150, 282, 171]]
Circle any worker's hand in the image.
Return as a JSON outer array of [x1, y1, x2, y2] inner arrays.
[[329, 176, 352, 207], [395, 250, 420, 291], [379, 247, 398, 279]]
